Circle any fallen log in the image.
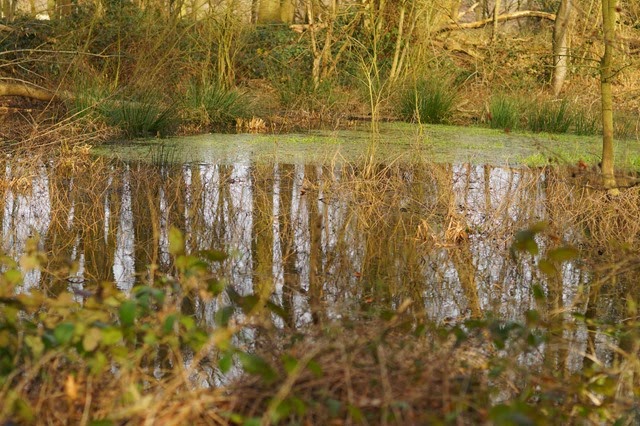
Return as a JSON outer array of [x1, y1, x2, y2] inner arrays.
[[0, 82, 55, 102], [436, 11, 556, 34]]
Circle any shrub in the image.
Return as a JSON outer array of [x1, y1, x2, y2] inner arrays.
[[400, 78, 456, 124]]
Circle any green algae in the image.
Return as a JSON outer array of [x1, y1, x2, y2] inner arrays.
[[94, 122, 640, 169]]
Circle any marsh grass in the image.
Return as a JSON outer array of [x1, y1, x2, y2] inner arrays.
[[400, 78, 456, 124], [615, 112, 639, 140], [526, 98, 573, 133], [99, 93, 177, 138], [572, 105, 601, 136], [182, 80, 251, 130], [489, 95, 521, 130]]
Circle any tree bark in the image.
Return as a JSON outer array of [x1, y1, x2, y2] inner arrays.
[[552, 0, 572, 96], [600, 0, 618, 194]]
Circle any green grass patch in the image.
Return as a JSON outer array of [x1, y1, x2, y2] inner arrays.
[[525, 99, 573, 134], [100, 93, 177, 138], [400, 78, 457, 124], [181, 81, 251, 129], [489, 95, 520, 130]]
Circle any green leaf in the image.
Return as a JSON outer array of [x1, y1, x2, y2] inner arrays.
[[538, 259, 558, 276], [241, 418, 261, 426], [168, 226, 185, 256], [282, 354, 298, 374], [89, 420, 114, 426], [547, 246, 579, 262], [198, 249, 228, 262], [207, 278, 226, 296], [272, 398, 293, 423], [54, 323, 75, 345], [101, 327, 123, 346], [4, 269, 22, 285], [327, 398, 342, 417], [119, 301, 137, 327], [307, 360, 323, 378], [162, 314, 177, 334], [532, 284, 545, 300], [82, 327, 102, 352], [25, 335, 44, 357], [219, 352, 233, 374], [215, 306, 234, 327], [347, 404, 364, 422], [238, 352, 277, 383], [265, 301, 288, 320]]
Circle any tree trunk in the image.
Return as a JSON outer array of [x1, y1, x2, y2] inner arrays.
[[552, 0, 572, 96], [256, 0, 294, 23], [257, 0, 281, 23], [600, 0, 618, 194], [492, 0, 501, 41]]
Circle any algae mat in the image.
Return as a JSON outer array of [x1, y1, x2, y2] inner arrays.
[[95, 123, 640, 168]]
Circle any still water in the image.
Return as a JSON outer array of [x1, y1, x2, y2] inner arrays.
[[3, 133, 606, 331]]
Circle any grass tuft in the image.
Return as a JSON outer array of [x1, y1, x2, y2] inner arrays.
[[100, 93, 177, 138], [400, 78, 456, 124], [182, 81, 251, 130], [489, 95, 520, 130], [525, 99, 573, 134]]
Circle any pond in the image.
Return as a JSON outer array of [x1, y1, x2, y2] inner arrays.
[[5, 125, 637, 332], [3, 124, 640, 423]]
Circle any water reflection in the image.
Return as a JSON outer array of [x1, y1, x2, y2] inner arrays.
[[3, 157, 601, 322]]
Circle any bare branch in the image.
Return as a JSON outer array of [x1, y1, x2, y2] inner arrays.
[[436, 11, 556, 34]]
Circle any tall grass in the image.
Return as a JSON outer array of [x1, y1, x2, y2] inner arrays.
[[400, 78, 456, 124], [489, 95, 520, 130], [572, 106, 600, 135], [526, 99, 573, 133], [182, 80, 250, 129], [100, 93, 177, 138], [615, 112, 639, 139], [68, 80, 113, 120]]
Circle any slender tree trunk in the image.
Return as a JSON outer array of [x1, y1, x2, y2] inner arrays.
[[600, 0, 618, 194], [257, 0, 281, 23], [492, 0, 501, 41], [552, 0, 572, 96]]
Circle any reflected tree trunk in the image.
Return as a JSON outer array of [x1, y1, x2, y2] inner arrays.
[[434, 164, 482, 318], [251, 164, 275, 304], [306, 165, 324, 325], [277, 164, 299, 328]]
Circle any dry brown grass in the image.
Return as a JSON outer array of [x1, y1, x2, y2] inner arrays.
[[227, 319, 491, 425]]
